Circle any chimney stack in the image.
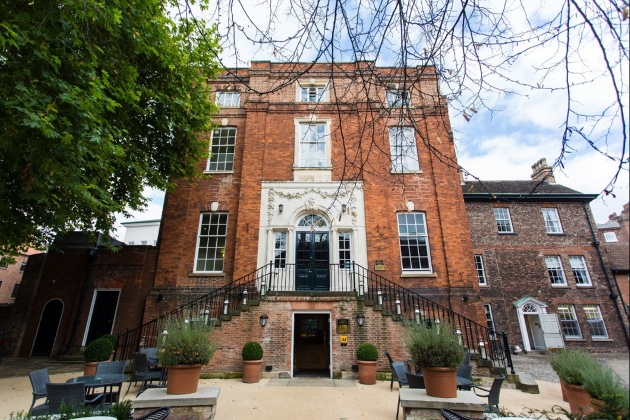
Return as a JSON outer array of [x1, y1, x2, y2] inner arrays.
[[531, 158, 556, 183]]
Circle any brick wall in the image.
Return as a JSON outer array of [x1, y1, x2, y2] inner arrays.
[[0, 253, 30, 304]]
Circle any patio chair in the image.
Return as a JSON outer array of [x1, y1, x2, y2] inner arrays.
[[140, 348, 159, 366], [133, 406, 171, 420], [127, 353, 163, 393], [472, 375, 505, 413], [28, 368, 50, 412], [396, 371, 425, 419], [440, 408, 483, 420], [456, 364, 473, 390], [463, 352, 471, 366], [385, 351, 409, 391], [31, 382, 105, 415], [93, 360, 127, 403]]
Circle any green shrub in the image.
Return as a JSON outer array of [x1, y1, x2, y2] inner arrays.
[[84, 337, 114, 362], [356, 343, 379, 361], [157, 316, 216, 366], [549, 349, 601, 385], [99, 334, 117, 350], [583, 364, 629, 418], [242, 341, 264, 360], [405, 320, 464, 368]]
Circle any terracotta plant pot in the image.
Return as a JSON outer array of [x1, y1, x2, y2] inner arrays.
[[357, 361, 377, 385], [590, 398, 605, 413], [565, 383, 593, 415], [558, 377, 568, 402], [242, 360, 262, 383], [421, 367, 458, 398], [84, 362, 98, 376], [166, 365, 202, 395]]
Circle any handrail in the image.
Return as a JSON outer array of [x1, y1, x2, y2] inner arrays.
[[114, 261, 513, 373]]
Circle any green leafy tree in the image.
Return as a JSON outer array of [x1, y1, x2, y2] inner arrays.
[[0, 0, 221, 256]]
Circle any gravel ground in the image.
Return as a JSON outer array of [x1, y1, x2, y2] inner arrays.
[[509, 351, 629, 384]]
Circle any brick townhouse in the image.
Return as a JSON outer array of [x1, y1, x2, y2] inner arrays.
[[597, 203, 629, 315], [0, 249, 37, 304], [463, 159, 629, 353]]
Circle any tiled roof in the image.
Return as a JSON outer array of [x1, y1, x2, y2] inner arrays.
[[463, 180, 582, 195], [603, 244, 630, 271]]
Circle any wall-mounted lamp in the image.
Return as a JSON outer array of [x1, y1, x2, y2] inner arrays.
[[223, 299, 229, 315], [358, 280, 364, 296], [278, 204, 284, 213], [479, 339, 486, 359], [210, 201, 219, 212], [395, 297, 401, 315], [341, 204, 347, 213], [456, 328, 463, 346], [260, 314, 268, 327], [356, 313, 365, 327], [377, 289, 383, 306], [260, 280, 267, 297], [461, 294, 469, 302], [406, 201, 415, 212], [242, 288, 248, 305]]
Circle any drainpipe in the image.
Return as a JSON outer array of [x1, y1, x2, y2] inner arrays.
[[583, 203, 630, 348], [63, 247, 98, 355]]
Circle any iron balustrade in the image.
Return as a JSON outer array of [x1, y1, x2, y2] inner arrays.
[[114, 262, 514, 373]]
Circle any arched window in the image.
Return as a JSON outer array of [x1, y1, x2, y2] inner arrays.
[[298, 215, 327, 227]]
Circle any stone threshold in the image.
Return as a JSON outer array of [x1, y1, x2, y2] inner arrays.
[[267, 378, 357, 387]]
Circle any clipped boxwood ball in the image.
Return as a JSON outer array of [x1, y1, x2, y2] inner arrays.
[[85, 337, 114, 362], [242, 341, 264, 361], [357, 343, 379, 361]]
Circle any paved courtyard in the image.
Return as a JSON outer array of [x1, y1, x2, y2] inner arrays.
[[0, 352, 627, 419]]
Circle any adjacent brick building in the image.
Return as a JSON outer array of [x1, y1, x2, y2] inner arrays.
[[464, 159, 629, 352], [598, 203, 630, 316], [0, 248, 38, 304]]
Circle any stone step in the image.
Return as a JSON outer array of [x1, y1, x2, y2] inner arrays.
[[515, 373, 539, 394]]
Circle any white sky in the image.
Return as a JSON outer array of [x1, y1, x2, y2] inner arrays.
[[113, 0, 629, 239]]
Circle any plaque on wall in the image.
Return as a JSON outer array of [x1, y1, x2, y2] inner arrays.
[[374, 260, 386, 271], [340, 335, 348, 346], [337, 319, 350, 334]]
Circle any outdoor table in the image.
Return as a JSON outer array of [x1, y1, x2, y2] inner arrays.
[[67, 374, 129, 403], [456, 376, 473, 390]]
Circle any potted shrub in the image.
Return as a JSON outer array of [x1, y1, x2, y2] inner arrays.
[[157, 316, 216, 395], [405, 320, 464, 398], [84, 336, 115, 375], [582, 363, 629, 418], [550, 349, 600, 415], [242, 341, 264, 383], [356, 343, 379, 385]]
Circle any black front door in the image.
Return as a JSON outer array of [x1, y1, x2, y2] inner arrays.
[[85, 290, 120, 345], [295, 232, 330, 290]]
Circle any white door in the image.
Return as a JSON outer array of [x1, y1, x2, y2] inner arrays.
[[539, 313, 564, 349]]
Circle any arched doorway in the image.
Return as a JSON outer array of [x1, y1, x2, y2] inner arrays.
[[31, 299, 64, 357], [295, 215, 330, 291]]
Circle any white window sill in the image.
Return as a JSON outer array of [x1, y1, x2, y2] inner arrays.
[[391, 170, 423, 175], [400, 272, 436, 278], [551, 284, 570, 288], [479, 283, 489, 287], [591, 338, 612, 341], [203, 170, 235, 174], [547, 233, 566, 236], [497, 232, 517, 235], [293, 166, 333, 170], [189, 272, 225, 277], [564, 337, 585, 341], [576, 284, 594, 288]]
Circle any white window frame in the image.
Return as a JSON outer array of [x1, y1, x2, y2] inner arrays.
[[274, 231, 287, 269], [397, 212, 432, 273], [386, 89, 410, 107], [194, 213, 228, 273], [583, 305, 608, 338], [389, 127, 420, 173], [128, 241, 135, 245], [483, 304, 496, 336], [207, 127, 237, 172], [545, 256, 567, 286], [603, 232, 618, 242], [19, 261, 27, 272], [338, 231, 352, 269], [569, 256, 592, 286], [493, 208, 514, 233], [474, 255, 487, 286], [294, 118, 332, 169], [542, 208, 563, 234], [216, 91, 241, 107], [557, 305, 582, 338]]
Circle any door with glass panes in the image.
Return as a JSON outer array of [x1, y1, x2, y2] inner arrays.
[[295, 215, 329, 291]]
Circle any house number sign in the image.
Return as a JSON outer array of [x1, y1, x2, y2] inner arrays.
[[340, 336, 348, 346], [374, 260, 386, 271], [337, 319, 350, 334]]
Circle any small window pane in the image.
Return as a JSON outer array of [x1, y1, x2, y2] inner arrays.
[[274, 232, 287, 268], [475, 255, 487, 285], [603, 232, 618, 242], [299, 123, 327, 167], [386, 90, 410, 107], [542, 208, 563, 233], [557, 305, 582, 338], [545, 256, 566, 285], [583, 305, 608, 338], [483, 304, 496, 335], [195, 213, 228, 272], [398, 213, 432, 271], [569, 256, 591, 286], [389, 127, 419, 172], [493, 208, 514, 233], [11, 283, 20, 298], [216, 92, 241, 107], [338, 232, 352, 268]]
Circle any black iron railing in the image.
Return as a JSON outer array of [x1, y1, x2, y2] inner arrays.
[[114, 262, 514, 373]]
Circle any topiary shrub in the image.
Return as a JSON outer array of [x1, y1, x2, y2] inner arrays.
[[356, 343, 379, 361], [99, 334, 117, 350], [84, 337, 114, 362], [242, 341, 263, 361], [550, 349, 601, 386]]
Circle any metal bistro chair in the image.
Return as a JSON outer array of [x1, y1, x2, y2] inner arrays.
[[440, 408, 483, 420], [28, 368, 50, 412], [134, 406, 171, 420], [128, 353, 163, 393], [386, 351, 409, 391], [93, 360, 127, 403], [396, 371, 425, 419], [31, 382, 105, 416], [472, 375, 505, 413]]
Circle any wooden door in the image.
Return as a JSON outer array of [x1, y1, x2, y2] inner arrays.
[[294, 314, 330, 370]]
